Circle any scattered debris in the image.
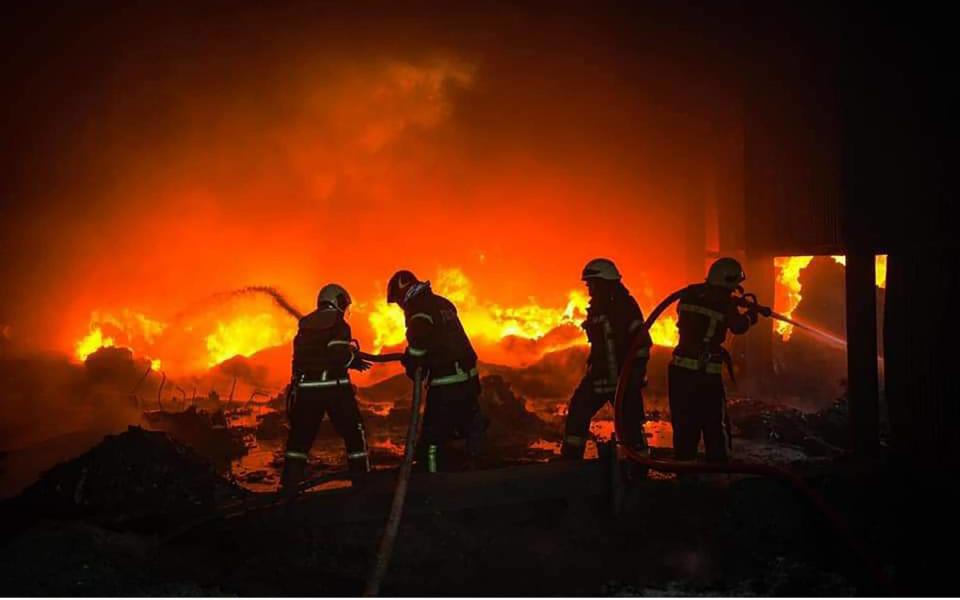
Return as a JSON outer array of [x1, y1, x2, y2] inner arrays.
[[254, 410, 288, 441], [14, 426, 248, 529], [142, 406, 248, 466], [728, 397, 849, 457]]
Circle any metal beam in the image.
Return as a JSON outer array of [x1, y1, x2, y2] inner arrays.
[[844, 250, 880, 453]]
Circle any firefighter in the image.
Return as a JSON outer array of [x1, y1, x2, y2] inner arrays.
[[561, 258, 653, 460], [387, 269, 486, 472], [668, 257, 759, 462], [280, 283, 372, 496]]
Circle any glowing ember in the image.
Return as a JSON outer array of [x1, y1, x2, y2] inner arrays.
[[150, 358, 162, 371], [204, 314, 295, 366]]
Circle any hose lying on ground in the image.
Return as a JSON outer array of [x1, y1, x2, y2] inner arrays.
[[611, 290, 893, 591]]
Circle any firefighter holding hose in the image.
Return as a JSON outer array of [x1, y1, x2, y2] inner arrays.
[[561, 258, 652, 459], [387, 269, 487, 472], [668, 257, 759, 463], [280, 284, 373, 496]]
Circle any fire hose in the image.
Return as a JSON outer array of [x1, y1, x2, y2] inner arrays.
[[363, 366, 423, 596], [611, 289, 893, 591]]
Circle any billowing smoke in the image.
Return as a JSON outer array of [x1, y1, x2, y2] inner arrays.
[[1, 3, 733, 362]]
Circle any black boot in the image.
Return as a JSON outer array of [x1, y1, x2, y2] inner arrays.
[[279, 456, 307, 499], [465, 411, 489, 463]]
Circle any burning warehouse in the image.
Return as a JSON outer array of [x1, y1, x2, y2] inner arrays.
[[0, 1, 957, 596]]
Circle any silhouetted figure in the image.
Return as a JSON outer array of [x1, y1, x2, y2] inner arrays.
[[669, 258, 758, 462], [280, 284, 371, 496], [561, 258, 652, 459], [387, 270, 486, 472]]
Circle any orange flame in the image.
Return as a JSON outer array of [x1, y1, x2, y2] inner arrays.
[[368, 267, 678, 354], [74, 327, 116, 361], [650, 315, 679, 348], [773, 256, 814, 340], [775, 255, 887, 341], [204, 314, 296, 367], [829, 255, 887, 289], [73, 310, 167, 362]]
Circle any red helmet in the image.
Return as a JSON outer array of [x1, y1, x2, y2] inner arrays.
[[387, 270, 421, 304]]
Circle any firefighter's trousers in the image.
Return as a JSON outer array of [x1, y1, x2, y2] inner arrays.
[[668, 364, 728, 462], [282, 384, 369, 492], [416, 377, 485, 472], [561, 369, 647, 460]]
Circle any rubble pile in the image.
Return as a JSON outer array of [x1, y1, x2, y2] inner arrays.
[[142, 406, 248, 465], [16, 426, 248, 526], [254, 410, 288, 441], [728, 397, 849, 456], [479, 375, 553, 439]]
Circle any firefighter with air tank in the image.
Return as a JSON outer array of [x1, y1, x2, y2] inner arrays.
[[280, 284, 372, 496]]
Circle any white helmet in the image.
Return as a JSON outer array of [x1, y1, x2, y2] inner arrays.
[[581, 258, 621, 281], [317, 283, 352, 312]]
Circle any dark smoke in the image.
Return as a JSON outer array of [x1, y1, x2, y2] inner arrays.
[[0, 348, 162, 497]]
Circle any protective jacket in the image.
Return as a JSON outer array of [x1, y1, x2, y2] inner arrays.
[[582, 284, 652, 394], [292, 307, 356, 384], [403, 286, 478, 385], [673, 283, 752, 374]]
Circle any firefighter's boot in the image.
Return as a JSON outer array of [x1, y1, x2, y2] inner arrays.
[[465, 411, 489, 464], [625, 437, 651, 480], [279, 454, 307, 499]]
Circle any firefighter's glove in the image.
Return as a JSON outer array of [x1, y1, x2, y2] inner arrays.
[[350, 355, 372, 372], [747, 309, 760, 325]]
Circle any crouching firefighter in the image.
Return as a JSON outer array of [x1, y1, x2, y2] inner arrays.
[[561, 258, 653, 459], [668, 257, 759, 463], [280, 284, 372, 496], [387, 270, 487, 473]]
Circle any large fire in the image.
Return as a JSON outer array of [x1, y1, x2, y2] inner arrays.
[[70, 266, 680, 381], [774, 255, 887, 340], [366, 267, 678, 356], [71, 251, 892, 377]]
